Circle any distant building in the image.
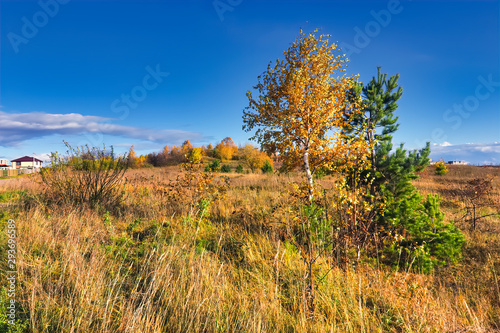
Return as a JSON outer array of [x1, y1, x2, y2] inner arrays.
[[11, 156, 43, 170], [447, 160, 468, 165], [0, 159, 10, 170]]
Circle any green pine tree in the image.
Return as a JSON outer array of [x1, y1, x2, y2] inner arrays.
[[343, 67, 463, 272], [261, 160, 273, 174]]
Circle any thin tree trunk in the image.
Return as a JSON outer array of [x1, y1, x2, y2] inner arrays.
[[307, 239, 315, 314], [304, 148, 314, 201], [301, 215, 316, 314], [301, 149, 316, 313]]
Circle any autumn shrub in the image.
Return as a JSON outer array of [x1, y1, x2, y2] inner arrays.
[[168, 142, 191, 164], [452, 177, 496, 230], [145, 151, 169, 167], [40, 142, 128, 211], [435, 160, 449, 175], [126, 146, 141, 168], [203, 143, 214, 157], [239, 144, 273, 173], [162, 162, 227, 216], [188, 148, 203, 164]]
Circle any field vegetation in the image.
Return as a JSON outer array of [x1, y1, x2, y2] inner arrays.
[[0, 159, 499, 332], [1, 30, 499, 332]]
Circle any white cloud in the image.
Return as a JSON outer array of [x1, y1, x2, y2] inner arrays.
[[0, 111, 203, 147], [435, 141, 452, 147]]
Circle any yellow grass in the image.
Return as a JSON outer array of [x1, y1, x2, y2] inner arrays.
[[0, 164, 499, 332]]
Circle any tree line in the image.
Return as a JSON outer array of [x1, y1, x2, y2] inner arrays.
[[126, 136, 274, 173]]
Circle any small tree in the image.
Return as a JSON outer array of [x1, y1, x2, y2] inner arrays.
[[453, 177, 496, 231], [239, 144, 273, 173], [127, 146, 139, 168], [163, 161, 228, 216], [188, 148, 203, 164], [206, 160, 221, 172], [243, 29, 369, 200], [261, 160, 273, 174], [169, 145, 185, 164], [243, 29, 370, 313], [434, 159, 449, 175], [181, 140, 193, 158], [220, 164, 231, 173], [214, 137, 238, 161], [342, 68, 463, 272], [138, 155, 146, 167]]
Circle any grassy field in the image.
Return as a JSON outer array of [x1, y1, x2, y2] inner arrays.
[[0, 164, 499, 332]]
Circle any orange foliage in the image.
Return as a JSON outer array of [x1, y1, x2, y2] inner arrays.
[[239, 144, 273, 173], [214, 137, 238, 161]]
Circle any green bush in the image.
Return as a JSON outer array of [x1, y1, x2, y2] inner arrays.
[[261, 160, 273, 174], [382, 194, 464, 273], [221, 164, 231, 173], [235, 164, 244, 173], [206, 160, 221, 172]]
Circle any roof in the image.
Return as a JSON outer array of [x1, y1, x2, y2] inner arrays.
[[11, 156, 43, 163]]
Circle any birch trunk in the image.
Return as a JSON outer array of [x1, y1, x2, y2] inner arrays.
[[304, 148, 314, 201]]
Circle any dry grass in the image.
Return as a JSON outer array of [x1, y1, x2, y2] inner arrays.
[[0, 164, 499, 332]]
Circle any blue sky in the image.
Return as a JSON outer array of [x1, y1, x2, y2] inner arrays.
[[1, 0, 499, 164]]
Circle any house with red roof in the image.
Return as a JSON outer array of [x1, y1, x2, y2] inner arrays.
[[11, 156, 43, 170], [0, 159, 10, 170]]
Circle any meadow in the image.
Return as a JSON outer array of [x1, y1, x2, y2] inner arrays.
[[0, 161, 499, 333]]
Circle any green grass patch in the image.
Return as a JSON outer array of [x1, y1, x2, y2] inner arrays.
[[0, 191, 27, 204]]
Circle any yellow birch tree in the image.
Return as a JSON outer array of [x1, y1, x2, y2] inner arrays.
[[243, 29, 372, 313], [243, 29, 369, 201]]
